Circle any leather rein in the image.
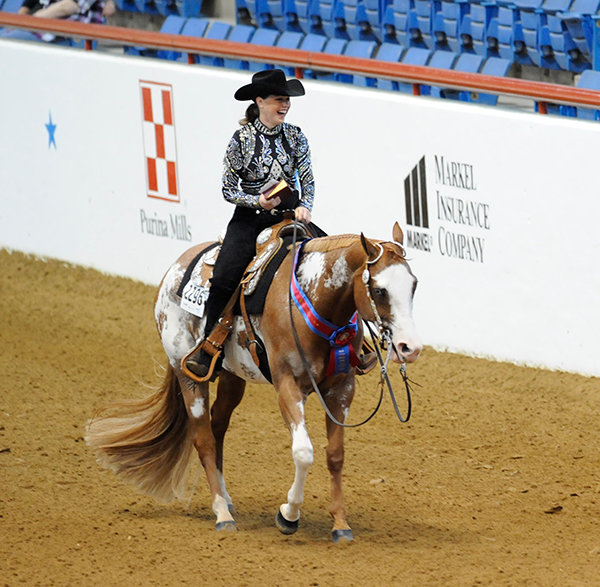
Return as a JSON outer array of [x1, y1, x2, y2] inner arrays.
[[287, 221, 416, 427]]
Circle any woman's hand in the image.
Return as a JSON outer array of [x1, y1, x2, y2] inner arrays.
[[258, 193, 281, 210], [295, 206, 312, 224]]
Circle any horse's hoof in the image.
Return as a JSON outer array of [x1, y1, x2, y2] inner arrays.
[[332, 529, 354, 543], [276, 510, 299, 535], [215, 520, 237, 532]]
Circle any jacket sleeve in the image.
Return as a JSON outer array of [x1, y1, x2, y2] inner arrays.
[[221, 133, 261, 209], [294, 129, 315, 211]]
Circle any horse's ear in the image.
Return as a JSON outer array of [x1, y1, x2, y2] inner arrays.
[[360, 232, 379, 261], [392, 222, 404, 245]]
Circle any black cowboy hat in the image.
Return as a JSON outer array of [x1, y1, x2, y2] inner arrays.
[[234, 69, 306, 101]]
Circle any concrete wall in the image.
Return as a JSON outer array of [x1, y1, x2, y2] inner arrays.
[[1, 39, 599, 376]]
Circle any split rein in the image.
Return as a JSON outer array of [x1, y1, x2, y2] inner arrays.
[[287, 221, 416, 427]]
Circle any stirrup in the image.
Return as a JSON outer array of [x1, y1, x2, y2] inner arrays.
[[181, 341, 222, 383], [356, 351, 377, 376]]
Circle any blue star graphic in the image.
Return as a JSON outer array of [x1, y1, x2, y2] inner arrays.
[[45, 111, 57, 149]]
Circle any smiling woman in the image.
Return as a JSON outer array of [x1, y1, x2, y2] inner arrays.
[[185, 68, 323, 380]]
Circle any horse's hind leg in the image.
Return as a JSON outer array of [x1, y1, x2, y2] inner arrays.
[[179, 373, 237, 531], [275, 380, 313, 535], [324, 377, 355, 543], [211, 370, 246, 514]]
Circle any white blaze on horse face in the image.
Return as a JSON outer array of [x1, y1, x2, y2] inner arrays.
[[372, 263, 422, 364], [155, 263, 199, 368], [297, 252, 325, 299]]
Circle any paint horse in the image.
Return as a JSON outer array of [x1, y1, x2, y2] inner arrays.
[[86, 221, 422, 542]]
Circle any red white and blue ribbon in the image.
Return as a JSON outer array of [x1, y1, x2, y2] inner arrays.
[[291, 241, 360, 376]]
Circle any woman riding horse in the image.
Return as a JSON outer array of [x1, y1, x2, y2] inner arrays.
[[186, 69, 321, 380]]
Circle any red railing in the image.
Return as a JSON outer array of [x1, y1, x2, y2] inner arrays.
[[1, 12, 599, 111]]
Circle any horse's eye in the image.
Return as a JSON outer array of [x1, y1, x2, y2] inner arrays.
[[373, 288, 388, 299]]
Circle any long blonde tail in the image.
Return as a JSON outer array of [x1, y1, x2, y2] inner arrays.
[[85, 364, 193, 503]]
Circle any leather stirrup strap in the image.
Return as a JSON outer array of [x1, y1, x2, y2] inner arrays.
[[239, 281, 261, 368], [180, 284, 242, 382]]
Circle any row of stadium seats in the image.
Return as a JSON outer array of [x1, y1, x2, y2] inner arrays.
[[239, 0, 600, 73], [3, 0, 600, 73], [127, 15, 512, 102]]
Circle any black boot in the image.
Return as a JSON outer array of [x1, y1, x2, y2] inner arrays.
[[186, 348, 212, 378]]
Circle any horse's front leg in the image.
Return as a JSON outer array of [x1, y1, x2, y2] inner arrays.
[[275, 379, 313, 535], [324, 375, 355, 543], [179, 374, 237, 531]]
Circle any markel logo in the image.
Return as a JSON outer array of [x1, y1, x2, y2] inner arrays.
[[139, 81, 192, 242], [404, 155, 490, 263]]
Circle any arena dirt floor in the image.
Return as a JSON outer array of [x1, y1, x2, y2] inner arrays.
[[2, 248, 600, 587]]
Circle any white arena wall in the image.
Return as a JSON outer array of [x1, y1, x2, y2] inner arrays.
[[1, 39, 599, 377]]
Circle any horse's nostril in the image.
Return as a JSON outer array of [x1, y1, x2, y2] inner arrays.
[[401, 344, 410, 354]]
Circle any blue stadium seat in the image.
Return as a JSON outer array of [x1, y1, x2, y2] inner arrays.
[[441, 52, 484, 99], [558, 0, 600, 67], [236, 0, 253, 23], [459, 1, 497, 56], [515, 0, 544, 65], [337, 0, 361, 39], [363, 0, 382, 38], [433, 0, 470, 52], [413, 0, 434, 48], [420, 49, 457, 97], [1, 0, 24, 12], [299, 30, 328, 50], [223, 24, 256, 70], [398, 46, 432, 92], [114, 0, 140, 13], [573, 68, 600, 119], [198, 20, 232, 67], [310, 0, 337, 36], [330, 0, 353, 39], [134, 0, 161, 15], [336, 39, 378, 83], [355, 3, 381, 41], [370, 42, 406, 90], [167, 17, 210, 62], [382, 4, 409, 45], [391, 0, 421, 46], [274, 30, 305, 74], [126, 14, 186, 57], [255, 0, 286, 30], [157, 0, 202, 16], [305, 37, 348, 78], [460, 56, 512, 105], [247, 27, 281, 71], [284, 0, 310, 32]]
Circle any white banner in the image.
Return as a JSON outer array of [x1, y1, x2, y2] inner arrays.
[[1, 39, 599, 376]]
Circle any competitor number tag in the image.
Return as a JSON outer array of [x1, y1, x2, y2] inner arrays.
[[180, 282, 209, 318]]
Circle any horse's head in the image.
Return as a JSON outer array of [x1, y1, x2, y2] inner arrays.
[[354, 223, 422, 364]]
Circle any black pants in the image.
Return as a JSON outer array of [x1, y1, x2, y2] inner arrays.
[[203, 206, 326, 338], [203, 207, 287, 337]]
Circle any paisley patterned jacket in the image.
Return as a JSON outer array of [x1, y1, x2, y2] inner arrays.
[[222, 119, 315, 211]]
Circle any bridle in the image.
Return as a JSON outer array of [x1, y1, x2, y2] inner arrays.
[[287, 222, 416, 427]]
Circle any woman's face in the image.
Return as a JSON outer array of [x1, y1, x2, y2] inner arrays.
[[256, 94, 291, 129]]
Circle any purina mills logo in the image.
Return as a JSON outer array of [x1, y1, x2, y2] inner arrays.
[[404, 155, 490, 263]]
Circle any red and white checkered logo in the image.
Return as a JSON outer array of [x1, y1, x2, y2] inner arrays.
[[140, 81, 179, 202]]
